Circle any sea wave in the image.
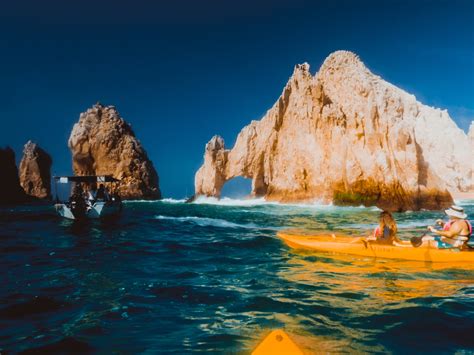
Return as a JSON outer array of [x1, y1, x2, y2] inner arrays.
[[161, 198, 187, 204], [191, 196, 271, 206], [123, 198, 187, 204], [191, 195, 381, 211], [154, 215, 259, 229], [124, 195, 382, 212], [456, 199, 474, 207], [123, 200, 159, 204]]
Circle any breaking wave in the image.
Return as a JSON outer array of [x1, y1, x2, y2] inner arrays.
[[160, 198, 187, 204], [124, 198, 188, 204], [191, 195, 381, 211], [191, 196, 270, 206], [123, 200, 157, 203], [124, 195, 384, 212], [154, 215, 259, 229]]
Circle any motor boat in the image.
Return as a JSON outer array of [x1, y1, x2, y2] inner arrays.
[[53, 175, 122, 220]]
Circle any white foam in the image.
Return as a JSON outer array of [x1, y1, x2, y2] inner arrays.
[[191, 196, 271, 207], [191, 195, 379, 211], [161, 198, 187, 204], [123, 200, 159, 203], [123, 198, 186, 204], [126, 195, 383, 213], [154, 215, 259, 229]]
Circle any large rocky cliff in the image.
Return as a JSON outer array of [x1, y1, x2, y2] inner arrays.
[[68, 103, 161, 200], [0, 147, 28, 204], [195, 51, 471, 211], [19, 141, 52, 199]]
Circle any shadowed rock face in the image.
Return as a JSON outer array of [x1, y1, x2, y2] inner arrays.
[[68, 103, 161, 200], [19, 141, 52, 199], [194, 51, 469, 211], [0, 147, 28, 204]]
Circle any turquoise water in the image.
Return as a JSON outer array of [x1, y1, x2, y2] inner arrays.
[[1, 198, 473, 353]]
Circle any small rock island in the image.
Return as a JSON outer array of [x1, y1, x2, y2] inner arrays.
[[68, 103, 161, 200], [19, 141, 52, 200]]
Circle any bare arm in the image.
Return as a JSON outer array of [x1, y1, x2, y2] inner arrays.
[[428, 223, 462, 238]]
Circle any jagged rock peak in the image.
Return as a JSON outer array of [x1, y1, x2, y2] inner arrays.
[[293, 62, 311, 74], [68, 103, 161, 200], [19, 141, 52, 199], [319, 50, 367, 73], [206, 135, 226, 152]]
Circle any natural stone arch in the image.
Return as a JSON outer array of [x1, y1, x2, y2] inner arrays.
[[220, 176, 253, 199]]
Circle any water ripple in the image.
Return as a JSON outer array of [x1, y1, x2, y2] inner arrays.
[[0, 200, 473, 353]]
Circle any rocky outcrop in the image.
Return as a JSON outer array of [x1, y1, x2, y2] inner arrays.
[[0, 147, 28, 204], [195, 136, 229, 197], [194, 51, 471, 211], [68, 103, 161, 200], [19, 141, 52, 199]]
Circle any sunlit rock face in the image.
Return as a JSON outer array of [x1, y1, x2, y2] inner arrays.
[[195, 51, 472, 211], [19, 141, 52, 199], [68, 103, 161, 200], [0, 147, 28, 204]]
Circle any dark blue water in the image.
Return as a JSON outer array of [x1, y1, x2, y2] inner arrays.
[[1, 197, 473, 353]]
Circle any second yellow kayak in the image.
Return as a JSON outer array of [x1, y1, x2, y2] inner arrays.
[[278, 231, 474, 263]]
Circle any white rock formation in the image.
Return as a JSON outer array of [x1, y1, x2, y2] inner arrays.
[[195, 51, 471, 211]]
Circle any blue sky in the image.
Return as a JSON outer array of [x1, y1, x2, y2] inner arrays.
[[0, 0, 472, 198]]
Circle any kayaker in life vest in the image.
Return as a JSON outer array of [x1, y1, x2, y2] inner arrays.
[[411, 205, 472, 249], [366, 211, 409, 246]]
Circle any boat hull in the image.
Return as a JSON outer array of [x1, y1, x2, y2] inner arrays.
[[55, 201, 122, 220], [87, 201, 122, 218], [277, 231, 474, 263]]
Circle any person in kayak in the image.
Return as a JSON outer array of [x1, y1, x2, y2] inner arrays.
[[411, 205, 472, 249], [366, 211, 408, 246]]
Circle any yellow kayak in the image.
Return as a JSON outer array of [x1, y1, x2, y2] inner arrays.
[[278, 231, 474, 263], [252, 329, 304, 355]]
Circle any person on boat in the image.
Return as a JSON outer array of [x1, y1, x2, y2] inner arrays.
[[69, 183, 88, 214], [104, 186, 111, 201], [70, 183, 85, 203], [96, 184, 110, 201], [366, 211, 405, 245], [411, 205, 472, 249]]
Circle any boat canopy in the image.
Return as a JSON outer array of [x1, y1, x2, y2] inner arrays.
[[54, 175, 120, 183]]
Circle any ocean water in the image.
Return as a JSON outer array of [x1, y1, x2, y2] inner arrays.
[[1, 198, 474, 353]]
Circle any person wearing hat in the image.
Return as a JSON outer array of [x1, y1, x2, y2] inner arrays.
[[411, 205, 472, 249]]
